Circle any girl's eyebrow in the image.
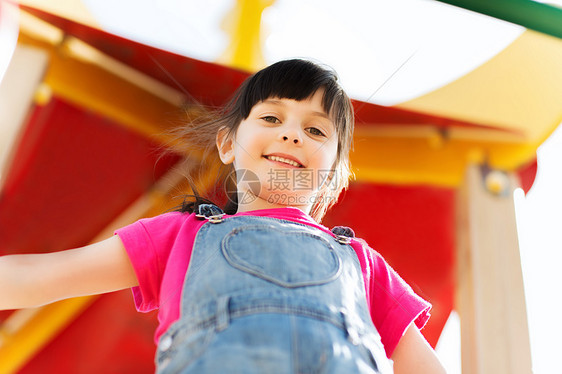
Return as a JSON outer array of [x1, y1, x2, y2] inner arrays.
[[261, 99, 331, 119]]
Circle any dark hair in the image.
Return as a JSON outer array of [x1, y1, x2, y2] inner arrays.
[[173, 59, 354, 222]]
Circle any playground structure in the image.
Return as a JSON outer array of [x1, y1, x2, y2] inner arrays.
[[0, 1, 561, 372]]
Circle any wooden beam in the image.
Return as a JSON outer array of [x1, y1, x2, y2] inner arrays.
[[455, 164, 532, 373], [351, 132, 536, 188], [0, 44, 48, 190], [15, 29, 187, 146]]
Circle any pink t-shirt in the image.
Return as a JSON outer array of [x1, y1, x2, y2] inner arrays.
[[115, 207, 431, 358]]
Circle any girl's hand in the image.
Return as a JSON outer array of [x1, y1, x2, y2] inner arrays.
[[0, 236, 138, 310], [391, 323, 447, 373]]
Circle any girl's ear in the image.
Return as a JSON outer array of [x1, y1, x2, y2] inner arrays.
[[216, 127, 235, 165]]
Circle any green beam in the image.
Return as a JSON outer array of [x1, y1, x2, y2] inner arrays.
[[435, 0, 562, 39]]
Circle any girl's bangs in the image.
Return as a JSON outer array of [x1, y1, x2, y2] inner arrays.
[[238, 61, 342, 119]]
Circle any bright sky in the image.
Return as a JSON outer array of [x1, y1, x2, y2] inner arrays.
[[514, 126, 562, 374], [2, 0, 560, 372]]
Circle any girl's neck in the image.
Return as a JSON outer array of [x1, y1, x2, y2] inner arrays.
[[235, 193, 312, 215]]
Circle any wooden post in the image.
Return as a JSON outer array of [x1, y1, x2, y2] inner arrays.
[[456, 164, 532, 373], [0, 44, 48, 188]]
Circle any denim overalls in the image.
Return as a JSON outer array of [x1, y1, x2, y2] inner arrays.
[[156, 205, 392, 373]]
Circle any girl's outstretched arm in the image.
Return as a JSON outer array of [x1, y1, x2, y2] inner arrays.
[[391, 323, 447, 373], [0, 236, 138, 310]]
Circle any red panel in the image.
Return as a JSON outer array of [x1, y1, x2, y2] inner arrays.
[[0, 97, 180, 253], [0, 97, 179, 371], [323, 182, 456, 347]]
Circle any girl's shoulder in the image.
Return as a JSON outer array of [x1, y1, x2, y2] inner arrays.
[[137, 210, 196, 226], [351, 237, 376, 253], [348, 235, 388, 268], [118, 211, 200, 241]]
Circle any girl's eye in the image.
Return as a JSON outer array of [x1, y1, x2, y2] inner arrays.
[[262, 116, 280, 124], [307, 127, 326, 137]]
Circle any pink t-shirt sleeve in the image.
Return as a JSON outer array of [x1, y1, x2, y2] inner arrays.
[[351, 238, 431, 358], [114, 212, 185, 312]]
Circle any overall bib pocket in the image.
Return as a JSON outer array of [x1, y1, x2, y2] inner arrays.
[[221, 225, 342, 288]]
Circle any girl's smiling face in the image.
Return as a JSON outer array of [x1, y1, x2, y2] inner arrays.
[[217, 89, 338, 214]]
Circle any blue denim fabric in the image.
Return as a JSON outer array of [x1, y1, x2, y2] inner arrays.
[[156, 210, 392, 373]]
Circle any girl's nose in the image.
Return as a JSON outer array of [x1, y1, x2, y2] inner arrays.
[[282, 135, 299, 144], [279, 126, 302, 145]]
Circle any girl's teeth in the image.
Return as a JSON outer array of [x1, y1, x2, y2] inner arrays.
[[267, 156, 301, 167]]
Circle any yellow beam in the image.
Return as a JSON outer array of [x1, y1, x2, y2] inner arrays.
[[351, 129, 537, 187], [0, 297, 97, 374], [17, 17, 187, 146], [219, 0, 275, 72]]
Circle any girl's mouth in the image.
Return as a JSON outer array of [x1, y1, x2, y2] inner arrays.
[[263, 155, 304, 168]]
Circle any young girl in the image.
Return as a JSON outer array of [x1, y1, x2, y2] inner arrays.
[[0, 59, 445, 373]]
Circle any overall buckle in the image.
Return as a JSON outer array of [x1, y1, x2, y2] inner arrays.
[[331, 226, 355, 244], [195, 204, 226, 223]]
